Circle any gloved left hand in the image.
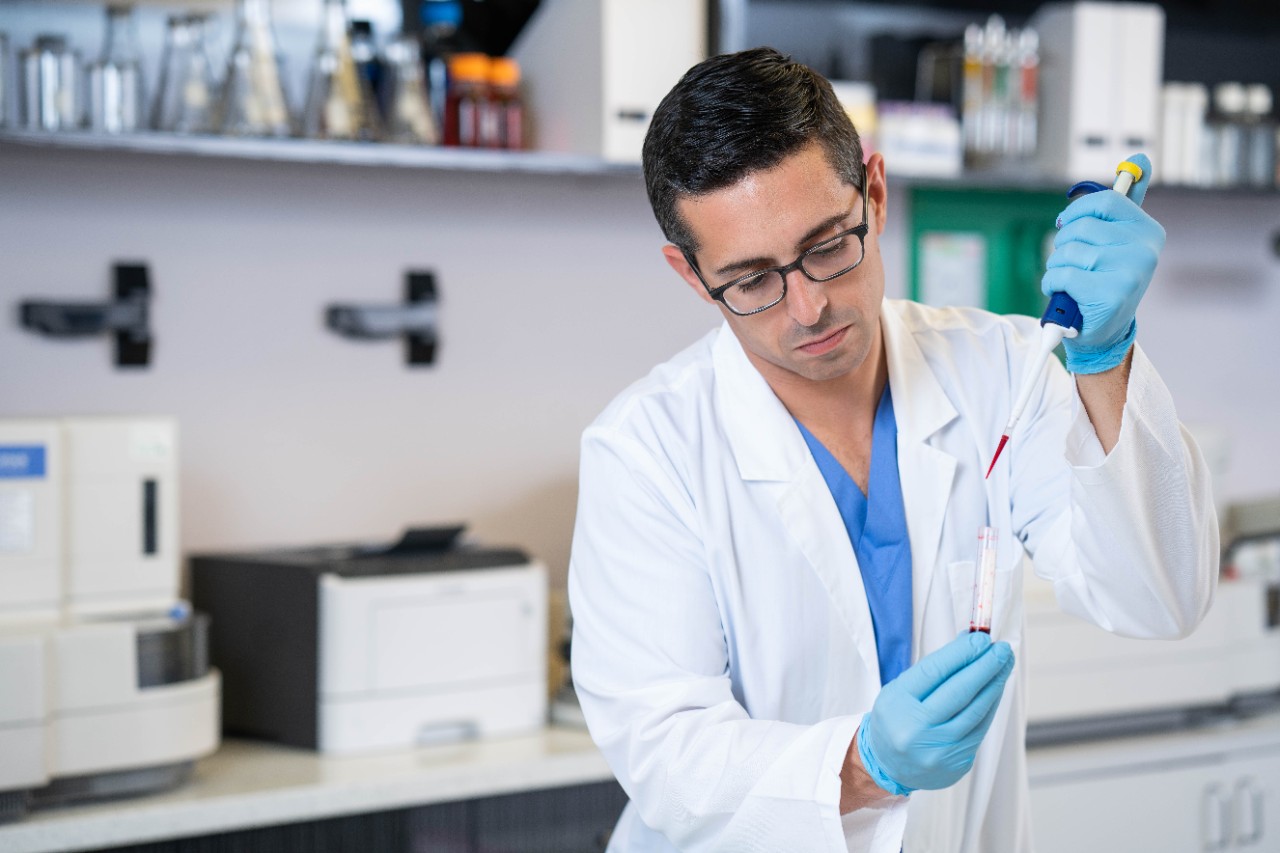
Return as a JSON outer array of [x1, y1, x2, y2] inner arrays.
[[1041, 152, 1166, 375], [856, 631, 1015, 796]]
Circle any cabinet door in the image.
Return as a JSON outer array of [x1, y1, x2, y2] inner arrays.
[[1031, 760, 1229, 853], [1226, 751, 1280, 850]]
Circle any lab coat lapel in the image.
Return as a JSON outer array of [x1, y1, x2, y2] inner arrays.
[[712, 325, 882, 684], [880, 303, 959, 661]]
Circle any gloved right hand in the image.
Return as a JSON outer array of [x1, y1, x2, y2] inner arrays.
[[1041, 152, 1165, 375], [856, 632, 1015, 796]]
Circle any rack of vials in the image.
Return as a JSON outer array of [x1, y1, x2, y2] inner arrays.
[[960, 15, 1040, 164]]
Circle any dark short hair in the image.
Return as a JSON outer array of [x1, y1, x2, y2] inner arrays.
[[642, 47, 865, 253]]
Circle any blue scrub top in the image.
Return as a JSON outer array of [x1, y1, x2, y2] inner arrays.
[[796, 385, 913, 685]]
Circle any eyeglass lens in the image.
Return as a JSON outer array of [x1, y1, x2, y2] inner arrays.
[[720, 230, 865, 314]]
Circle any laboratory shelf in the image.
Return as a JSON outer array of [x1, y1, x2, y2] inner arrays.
[[0, 726, 613, 853], [0, 129, 643, 177], [3, 130, 1273, 194]]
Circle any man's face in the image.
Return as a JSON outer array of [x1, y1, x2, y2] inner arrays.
[[663, 143, 888, 388]]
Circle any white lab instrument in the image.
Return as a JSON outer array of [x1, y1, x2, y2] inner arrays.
[[192, 531, 548, 754], [0, 417, 219, 822], [63, 417, 181, 617], [509, 0, 706, 163], [1024, 568, 1280, 738], [0, 421, 62, 622], [1030, 2, 1164, 181]]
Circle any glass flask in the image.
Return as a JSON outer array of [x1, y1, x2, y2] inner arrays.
[[152, 14, 216, 133], [381, 35, 436, 145], [216, 0, 292, 137], [20, 35, 81, 132], [86, 4, 145, 133], [302, 0, 380, 141], [348, 20, 383, 118]]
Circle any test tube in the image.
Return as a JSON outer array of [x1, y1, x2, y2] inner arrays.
[[969, 526, 999, 634]]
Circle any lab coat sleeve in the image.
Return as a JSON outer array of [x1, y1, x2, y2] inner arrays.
[[1011, 343, 1219, 638], [569, 426, 897, 852]]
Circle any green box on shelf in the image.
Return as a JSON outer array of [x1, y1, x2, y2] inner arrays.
[[908, 185, 1064, 319]]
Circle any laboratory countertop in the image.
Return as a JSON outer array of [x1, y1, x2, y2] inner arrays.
[[5, 713, 1280, 853], [1027, 709, 1280, 784], [0, 726, 613, 853]]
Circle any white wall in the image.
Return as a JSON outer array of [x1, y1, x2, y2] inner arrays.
[[1, 143, 1278, 587], [0, 145, 721, 584]]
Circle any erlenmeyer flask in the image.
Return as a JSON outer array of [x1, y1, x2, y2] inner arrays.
[[152, 14, 216, 133], [381, 35, 436, 145], [301, 0, 380, 141], [86, 4, 145, 133], [216, 0, 291, 137]]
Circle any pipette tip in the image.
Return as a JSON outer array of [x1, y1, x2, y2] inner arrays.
[[985, 434, 1010, 479]]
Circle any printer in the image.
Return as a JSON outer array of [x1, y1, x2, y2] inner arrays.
[[0, 417, 220, 821], [191, 527, 548, 754]]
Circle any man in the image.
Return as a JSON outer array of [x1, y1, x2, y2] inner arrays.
[[568, 48, 1217, 852]]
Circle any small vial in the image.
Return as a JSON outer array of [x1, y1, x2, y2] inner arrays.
[[444, 52, 488, 147], [969, 526, 999, 634]]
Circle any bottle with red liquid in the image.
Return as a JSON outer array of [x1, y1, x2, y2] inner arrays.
[[444, 52, 488, 147], [483, 57, 524, 150]]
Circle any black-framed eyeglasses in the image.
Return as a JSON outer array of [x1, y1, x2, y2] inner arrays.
[[682, 164, 871, 317]]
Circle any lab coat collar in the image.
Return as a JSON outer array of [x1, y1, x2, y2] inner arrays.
[[878, 300, 959, 443], [711, 324, 808, 483], [711, 300, 960, 480]]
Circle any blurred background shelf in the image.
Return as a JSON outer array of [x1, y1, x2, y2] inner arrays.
[[0, 129, 641, 177], [5, 129, 1275, 195]]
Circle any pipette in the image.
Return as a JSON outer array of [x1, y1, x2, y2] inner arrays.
[[984, 159, 1145, 479]]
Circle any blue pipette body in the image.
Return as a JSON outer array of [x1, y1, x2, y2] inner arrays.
[[984, 164, 1144, 479]]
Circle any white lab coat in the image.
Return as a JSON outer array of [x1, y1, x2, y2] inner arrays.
[[568, 299, 1218, 853]]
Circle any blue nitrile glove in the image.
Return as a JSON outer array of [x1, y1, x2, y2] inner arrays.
[[1041, 152, 1166, 374], [856, 632, 1015, 796]]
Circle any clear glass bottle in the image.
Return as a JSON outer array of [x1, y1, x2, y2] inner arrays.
[[1243, 84, 1276, 189], [86, 4, 145, 134], [979, 15, 1005, 155], [216, 0, 292, 138], [152, 14, 216, 134], [1015, 28, 1038, 158], [382, 34, 437, 145], [961, 24, 982, 156], [20, 35, 81, 132], [1209, 82, 1247, 187], [302, 0, 380, 141]]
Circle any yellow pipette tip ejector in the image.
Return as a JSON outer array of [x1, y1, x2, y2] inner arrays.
[[1113, 160, 1144, 196]]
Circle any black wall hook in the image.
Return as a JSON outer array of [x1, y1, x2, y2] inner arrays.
[[326, 270, 439, 366], [19, 263, 152, 368]]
